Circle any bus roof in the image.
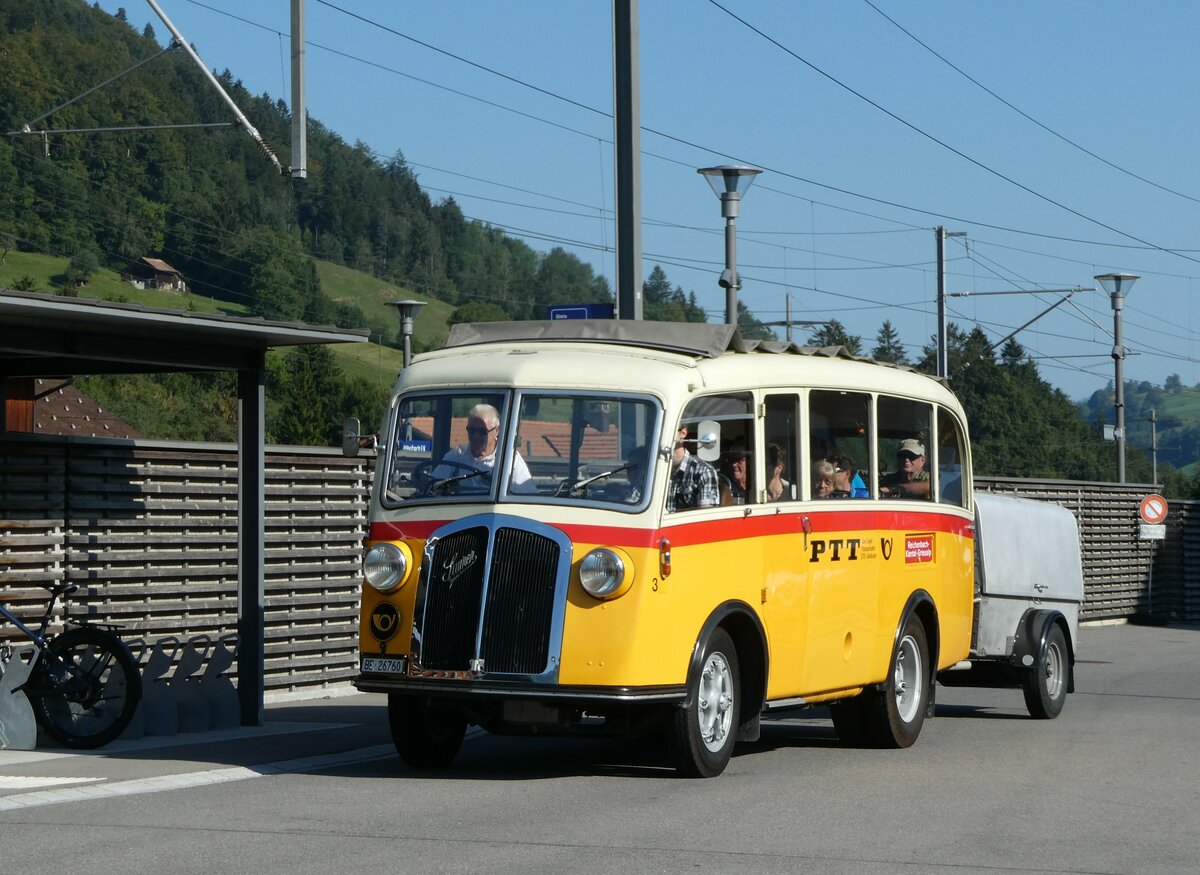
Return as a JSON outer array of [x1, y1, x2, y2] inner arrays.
[[444, 319, 921, 374]]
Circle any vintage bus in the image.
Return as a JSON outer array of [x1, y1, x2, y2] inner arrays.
[[346, 320, 1077, 777]]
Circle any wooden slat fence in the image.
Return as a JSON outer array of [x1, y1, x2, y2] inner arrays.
[[3, 438, 1196, 703], [1, 435, 371, 699]]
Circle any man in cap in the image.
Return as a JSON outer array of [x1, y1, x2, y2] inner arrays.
[[880, 438, 930, 499]]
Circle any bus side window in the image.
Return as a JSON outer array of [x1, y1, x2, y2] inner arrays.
[[877, 396, 933, 501], [764, 395, 799, 502], [808, 390, 871, 500], [937, 407, 968, 507]]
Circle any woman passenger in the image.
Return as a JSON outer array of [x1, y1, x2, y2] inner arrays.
[[812, 458, 835, 499]]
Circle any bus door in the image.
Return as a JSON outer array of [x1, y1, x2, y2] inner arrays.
[[757, 393, 809, 697], [801, 389, 879, 694]]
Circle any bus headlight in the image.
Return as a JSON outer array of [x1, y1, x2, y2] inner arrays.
[[579, 548, 631, 599], [363, 542, 410, 592]]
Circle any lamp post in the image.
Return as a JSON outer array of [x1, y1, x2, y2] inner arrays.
[[1095, 273, 1139, 483], [698, 165, 762, 325], [387, 299, 426, 369]]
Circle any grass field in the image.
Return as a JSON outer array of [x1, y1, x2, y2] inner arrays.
[[0, 250, 453, 383]]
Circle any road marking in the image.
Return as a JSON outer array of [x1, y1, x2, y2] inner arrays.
[[0, 743, 396, 812], [0, 775, 105, 789]]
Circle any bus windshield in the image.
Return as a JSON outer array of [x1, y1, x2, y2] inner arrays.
[[383, 390, 660, 509]]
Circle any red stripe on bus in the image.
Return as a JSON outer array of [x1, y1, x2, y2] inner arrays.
[[369, 507, 973, 549]]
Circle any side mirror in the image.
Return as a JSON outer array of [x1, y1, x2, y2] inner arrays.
[[342, 418, 361, 457], [697, 419, 721, 463]]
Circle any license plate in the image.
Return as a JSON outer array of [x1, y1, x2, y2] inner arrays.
[[361, 655, 408, 675]]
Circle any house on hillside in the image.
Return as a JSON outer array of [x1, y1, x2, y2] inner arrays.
[[120, 256, 187, 293]]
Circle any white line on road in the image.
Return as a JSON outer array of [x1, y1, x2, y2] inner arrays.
[[0, 775, 105, 789], [0, 743, 396, 812]]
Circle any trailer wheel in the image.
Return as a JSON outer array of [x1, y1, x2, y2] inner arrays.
[[863, 614, 930, 748], [1022, 623, 1068, 719], [388, 694, 467, 769], [668, 628, 739, 778]]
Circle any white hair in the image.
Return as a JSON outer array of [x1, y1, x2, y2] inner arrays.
[[468, 403, 500, 428]]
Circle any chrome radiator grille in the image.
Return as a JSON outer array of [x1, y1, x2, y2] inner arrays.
[[419, 522, 563, 675]]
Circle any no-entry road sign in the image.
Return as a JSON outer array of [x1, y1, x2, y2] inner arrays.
[[1139, 494, 1168, 525]]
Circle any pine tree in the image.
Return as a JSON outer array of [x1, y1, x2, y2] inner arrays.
[[871, 320, 908, 364], [808, 319, 863, 355]]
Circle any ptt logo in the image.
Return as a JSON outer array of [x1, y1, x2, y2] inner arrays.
[[370, 603, 401, 644], [809, 538, 862, 563]]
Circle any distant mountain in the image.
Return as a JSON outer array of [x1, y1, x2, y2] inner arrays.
[[1079, 378, 1200, 475]]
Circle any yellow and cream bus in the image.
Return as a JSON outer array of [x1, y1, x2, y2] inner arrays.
[[346, 321, 1079, 777]]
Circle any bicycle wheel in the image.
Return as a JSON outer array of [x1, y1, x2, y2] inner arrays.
[[26, 625, 143, 749]]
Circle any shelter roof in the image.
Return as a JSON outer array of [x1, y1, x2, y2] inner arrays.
[[0, 289, 368, 377]]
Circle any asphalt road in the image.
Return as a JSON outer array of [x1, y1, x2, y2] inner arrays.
[[2, 622, 1198, 874]]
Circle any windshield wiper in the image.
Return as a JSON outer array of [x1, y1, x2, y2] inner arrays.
[[430, 469, 491, 493], [570, 463, 635, 493]]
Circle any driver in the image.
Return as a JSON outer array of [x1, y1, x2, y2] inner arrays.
[[429, 403, 536, 493]]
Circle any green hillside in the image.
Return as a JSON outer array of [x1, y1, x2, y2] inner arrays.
[[0, 249, 429, 385]]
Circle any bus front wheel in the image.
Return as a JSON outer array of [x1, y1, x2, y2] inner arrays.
[[388, 694, 467, 769], [668, 628, 740, 778]]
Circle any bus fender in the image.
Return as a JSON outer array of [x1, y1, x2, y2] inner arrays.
[[682, 600, 769, 741], [1013, 609, 1075, 694], [877, 590, 940, 714]]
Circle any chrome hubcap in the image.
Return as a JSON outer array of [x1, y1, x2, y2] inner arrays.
[[698, 651, 734, 752], [893, 633, 923, 723]]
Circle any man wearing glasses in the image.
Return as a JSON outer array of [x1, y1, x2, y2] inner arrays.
[[431, 403, 535, 493], [879, 438, 930, 500]]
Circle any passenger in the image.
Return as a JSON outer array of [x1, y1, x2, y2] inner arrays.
[[766, 443, 791, 501], [829, 454, 869, 499], [880, 438, 930, 499], [430, 403, 536, 493], [667, 423, 720, 512], [812, 458, 836, 499], [720, 445, 751, 505]]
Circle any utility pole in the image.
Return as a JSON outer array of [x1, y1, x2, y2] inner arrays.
[[935, 227, 966, 379], [290, 0, 307, 179], [1151, 408, 1158, 486], [613, 0, 642, 320]]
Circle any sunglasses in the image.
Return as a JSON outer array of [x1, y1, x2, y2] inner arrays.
[[466, 425, 496, 437], [898, 452, 920, 461]]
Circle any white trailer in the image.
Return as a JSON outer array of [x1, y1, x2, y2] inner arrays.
[[938, 492, 1084, 718]]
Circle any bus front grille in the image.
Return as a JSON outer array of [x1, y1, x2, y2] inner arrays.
[[419, 523, 562, 675]]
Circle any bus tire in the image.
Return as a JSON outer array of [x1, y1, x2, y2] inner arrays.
[[668, 628, 739, 778], [1022, 623, 1068, 719], [863, 614, 930, 748], [388, 694, 467, 769]]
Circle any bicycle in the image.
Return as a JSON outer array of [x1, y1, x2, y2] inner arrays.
[[1, 581, 142, 749]]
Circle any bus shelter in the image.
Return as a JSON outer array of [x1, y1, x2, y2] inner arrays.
[[0, 289, 367, 724]]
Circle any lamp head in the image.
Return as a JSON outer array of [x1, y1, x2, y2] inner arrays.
[[387, 299, 427, 330], [1094, 273, 1139, 302], [698, 164, 763, 198]]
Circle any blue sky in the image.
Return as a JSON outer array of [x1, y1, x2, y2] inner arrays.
[[100, 1, 1200, 403]]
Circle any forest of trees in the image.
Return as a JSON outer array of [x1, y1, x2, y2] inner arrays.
[[2, 1, 1194, 494]]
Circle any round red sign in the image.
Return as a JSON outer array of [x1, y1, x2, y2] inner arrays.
[[1139, 494, 1168, 525]]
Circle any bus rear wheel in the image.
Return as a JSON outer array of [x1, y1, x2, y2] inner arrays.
[[388, 694, 467, 769], [862, 614, 930, 748]]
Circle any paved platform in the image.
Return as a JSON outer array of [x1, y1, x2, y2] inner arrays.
[[0, 692, 395, 810]]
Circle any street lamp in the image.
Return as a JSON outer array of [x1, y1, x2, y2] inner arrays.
[[1095, 273, 1139, 483], [698, 164, 762, 325], [387, 299, 426, 369]]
